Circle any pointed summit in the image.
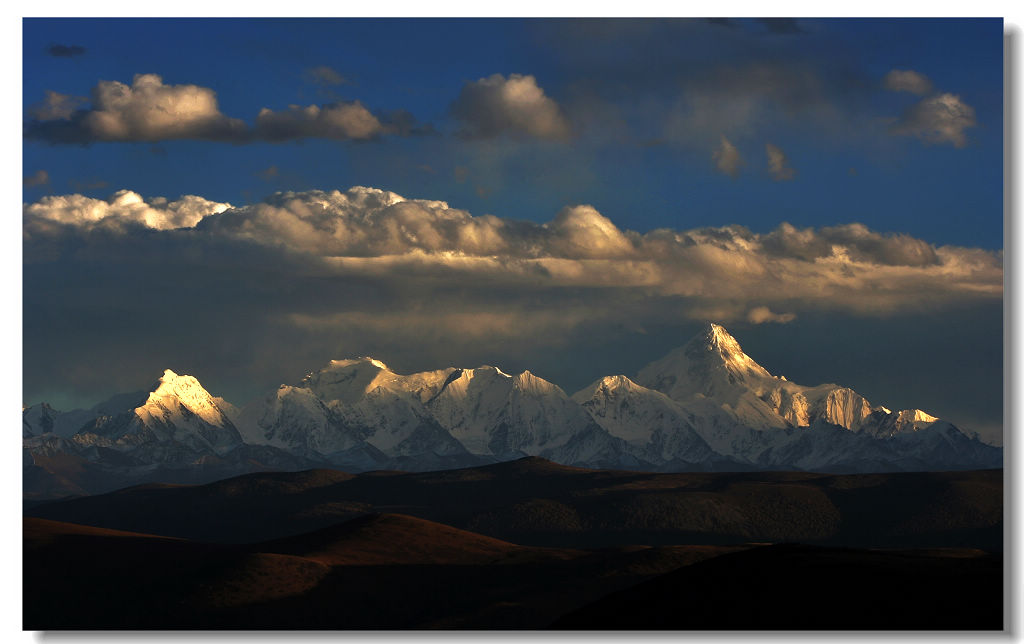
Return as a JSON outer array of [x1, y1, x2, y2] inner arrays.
[[705, 322, 740, 349], [636, 322, 772, 402], [76, 369, 243, 455], [687, 322, 771, 377], [142, 369, 228, 426]]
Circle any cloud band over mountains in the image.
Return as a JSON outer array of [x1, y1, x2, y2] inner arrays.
[[25, 185, 1001, 319], [22, 184, 1003, 442]]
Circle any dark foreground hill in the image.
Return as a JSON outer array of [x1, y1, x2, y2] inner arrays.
[[27, 458, 1004, 551], [552, 543, 1003, 630], [24, 515, 741, 629], [25, 512, 1002, 630]]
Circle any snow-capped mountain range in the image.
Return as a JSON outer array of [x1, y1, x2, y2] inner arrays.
[[23, 323, 1001, 498]]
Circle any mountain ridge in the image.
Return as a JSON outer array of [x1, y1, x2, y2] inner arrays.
[[23, 323, 1001, 498]]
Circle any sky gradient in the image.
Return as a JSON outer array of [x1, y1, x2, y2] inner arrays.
[[22, 18, 1004, 443]]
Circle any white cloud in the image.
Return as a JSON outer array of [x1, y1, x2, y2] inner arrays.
[[747, 306, 796, 324], [894, 93, 977, 148], [765, 143, 795, 181], [26, 73, 419, 144], [28, 90, 86, 120], [254, 102, 387, 141], [763, 222, 940, 267], [24, 190, 231, 232], [24, 186, 1002, 320], [713, 135, 744, 177], [883, 69, 934, 95], [80, 73, 246, 142], [451, 73, 570, 141], [547, 205, 635, 258]]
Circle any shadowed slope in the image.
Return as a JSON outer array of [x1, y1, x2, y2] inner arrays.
[[24, 517, 332, 629], [27, 458, 1003, 550], [24, 516, 185, 543], [259, 512, 572, 565], [24, 514, 740, 629], [551, 543, 1003, 630]]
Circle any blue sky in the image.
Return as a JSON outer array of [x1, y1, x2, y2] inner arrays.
[[21, 18, 1005, 441], [24, 18, 1003, 246]]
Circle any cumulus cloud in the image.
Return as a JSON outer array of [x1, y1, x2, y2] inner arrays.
[[762, 222, 940, 267], [24, 190, 231, 233], [23, 170, 50, 188], [25, 73, 422, 144], [24, 186, 1001, 320], [547, 205, 635, 258], [883, 69, 933, 95], [451, 73, 571, 141], [765, 143, 795, 180], [713, 135, 744, 177], [893, 92, 977, 148], [747, 306, 796, 324], [28, 90, 87, 121], [254, 101, 387, 141], [25, 74, 246, 143]]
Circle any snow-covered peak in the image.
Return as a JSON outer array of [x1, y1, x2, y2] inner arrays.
[[689, 323, 771, 377], [571, 374, 644, 404], [512, 370, 565, 395], [898, 409, 939, 425], [325, 357, 389, 371], [302, 358, 394, 404], [465, 365, 511, 378], [429, 366, 513, 402], [636, 322, 773, 403], [706, 322, 735, 345], [140, 369, 228, 426]]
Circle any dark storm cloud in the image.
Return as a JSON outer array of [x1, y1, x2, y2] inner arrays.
[[47, 44, 86, 57], [528, 20, 927, 154], [25, 74, 427, 144]]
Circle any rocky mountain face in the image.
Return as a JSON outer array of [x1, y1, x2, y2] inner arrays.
[[23, 324, 1001, 499]]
